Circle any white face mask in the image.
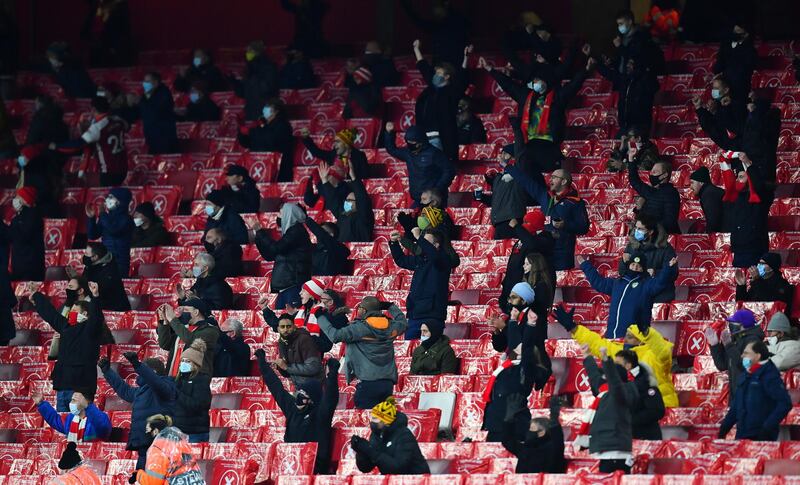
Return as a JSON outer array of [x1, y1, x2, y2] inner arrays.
[[230, 184, 240, 192], [76, 313, 88, 323], [11, 198, 22, 212], [68, 402, 81, 415], [767, 336, 778, 346], [179, 362, 192, 374], [105, 197, 117, 210], [133, 217, 144, 227], [420, 335, 429, 342], [17, 156, 26, 167]]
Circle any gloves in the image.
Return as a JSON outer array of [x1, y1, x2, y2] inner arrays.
[[397, 212, 416, 234], [350, 435, 371, 455], [128, 472, 137, 484], [549, 395, 563, 419], [378, 301, 392, 311], [254, 348, 267, 361], [636, 320, 650, 336], [553, 304, 576, 332], [97, 357, 110, 372], [122, 352, 139, 367], [327, 358, 340, 373]]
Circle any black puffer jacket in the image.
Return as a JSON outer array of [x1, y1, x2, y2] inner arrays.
[[255, 217, 312, 292], [233, 56, 279, 121], [584, 356, 639, 454], [355, 412, 431, 475], [173, 373, 211, 435], [631, 364, 665, 440], [628, 162, 680, 234]]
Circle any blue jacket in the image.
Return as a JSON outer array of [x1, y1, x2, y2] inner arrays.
[[88, 187, 133, 276], [580, 260, 676, 338], [384, 132, 455, 204], [720, 360, 792, 440], [102, 362, 176, 449], [390, 237, 451, 322], [507, 165, 589, 270], [37, 401, 111, 442]]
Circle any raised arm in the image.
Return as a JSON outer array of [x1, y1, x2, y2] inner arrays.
[[389, 240, 418, 270], [31, 292, 68, 333], [628, 161, 654, 197], [255, 350, 294, 414], [505, 164, 549, 206], [579, 260, 615, 295]]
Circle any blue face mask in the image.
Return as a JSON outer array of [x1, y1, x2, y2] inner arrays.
[[343, 201, 354, 213], [193, 57, 203, 68], [742, 357, 752, 371], [532, 81, 545, 94], [189, 92, 200, 103], [192, 266, 203, 278], [204, 204, 216, 216], [432, 74, 447, 87], [618, 24, 630, 35], [634, 228, 647, 242], [17, 156, 26, 168], [711, 89, 721, 100], [179, 362, 192, 374], [757, 263, 768, 278], [142, 81, 154, 93], [262, 106, 274, 119]]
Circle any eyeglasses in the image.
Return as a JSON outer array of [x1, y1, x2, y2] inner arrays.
[[345, 198, 356, 202]]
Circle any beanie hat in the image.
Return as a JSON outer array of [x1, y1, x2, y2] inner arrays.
[[421, 206, 444, 228], [206, 189, 229, 207], [181, 339, 207, 369], [16, 186, 37, 206], [360, 296, 381, 313], [760, 252, 782, 271], [353, 67, 373, 85], [510, 281, 536, 305], [297, 379, 322, 404], [372, 396, 397, 425], [522, 209, 545, 234], [302, 278, 325, 300], [404, 126, 426, 144], [767, 312, 792, 333], [630, 252, 649, 271], [690, 167, 711, 184], [727, 308, 757, 329], [134, 202, 158, 222], [226, 164, 248, 177], [58, 442, 81, 470], [336, 128, 357, 147]]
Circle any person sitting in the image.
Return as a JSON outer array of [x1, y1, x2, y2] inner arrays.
[[765, 313, 800, 371], [306, 218, 351, 276], [628, 158, 680, 234], [173, 48, 228, 93], [213, 319, 252, 378], [219, 164, 261, 214], [735, 253, 794, 315], [614, 349, 665, 440], [689, 167, 725, 233], [34, 390, 111, 443], [204, 189, 249, 245], [456, 97, 487, 145], [202, 228, 243, 279], [618, 214, 677, 303], [237, 98, 294, 182], [6, 186, 45, 281], [138, 71, 178, 154], [278, 48, 316, 89], [157, 300, 219, 377], [87, 187, 133, 275], [351, 397, 431, 475], [707, 309, 766, 400], [274, 313, 323, 387], [410, 320, 458, 375], [182, 81, 221, 122], [131, 202, 171, 248], [173, 339, 212, 443], [78, 242, 130, 312], [501, 395, 566, 473], [176, 252, 234, 309]]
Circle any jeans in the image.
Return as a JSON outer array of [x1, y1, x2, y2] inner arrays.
[[354, 379, 394, 409], [187, 432, 209, 443], [56, 389, 73, 412], [599, 459, 632, 474]]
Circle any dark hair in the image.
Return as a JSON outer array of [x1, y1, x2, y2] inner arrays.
[[748, 340, 770, 360], [146, 71, 162, 82], [616, 9, 634, 21], [91, 96, 110, 114], [265, 97, 284, 114], [143, 358, 166, 376], [72, 300, 90, 314], [635, 213, 658, 232], [615, 349, 639, 367], [73, 388, 95, 402], [322, 222, 339, 239], [436, 62, 455, 78], [70, 275, 91, 298], [87, 242, 107, 258], [277, 314, 294, 323], [530, 417, 550, 430]]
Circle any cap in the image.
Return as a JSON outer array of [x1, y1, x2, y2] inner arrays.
[[727, 308, 757, 329], [404, 126, 426, 144], [690, 167, 711, 184], [522, 209, 545, 234]]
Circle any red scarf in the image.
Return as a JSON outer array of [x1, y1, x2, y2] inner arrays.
[[294, 306, 321, 336], [480, 359, 519, 409], [520, 90, 555, 137], [574, 382, 608, 449], [169, 325, 196, 376], [67, 312, 79, 326], [721, 168, 761, 204], [747, 361, 763, 374], [67, 416, 87, 443]]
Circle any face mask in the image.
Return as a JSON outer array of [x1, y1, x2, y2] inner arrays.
[[649, 175, 662, 187], [757, 263, 768, 278], [634, 228, 647, 242], [76, 313, 88, 323], [82, 255, 94, 266], [711, 89, 721, 100], [193, 57, 203, 67], [420, 335, 429, 342], [432, 74, 446, 87], [343, 201, 354, 213], [133, 217, 144, 227], [532, 81, 544, 93], [179, 362, 192, 374], [11, 198, 22, 212], [105, 198, 117, 210], [142, 81, 154, 93], [192, 266, 203, 278], [48, 58, 61, 68], [204, 205, 216, 216], [96, 90, 107, 98], [767, 336, 778, 346], [512, 302, 527, 311], [728, 323, 742, 335], [618, 24, 630, 35], [369, 422, 383, 434], [262, 106, 273, 119], [67, 311, 79, 325], [527, 81, 535, 90], [417, 216, 431, 230], [524, 431, 543, 444], [179, 312, 192, 325], [230, 184, 240, 192], [245, 51, 256, 62], [69, 403, 81, 416], [742, 357, 752, 371], [17, 156, 26, 167], [189, 92, 200, 103], [65, 289, 79, 302]]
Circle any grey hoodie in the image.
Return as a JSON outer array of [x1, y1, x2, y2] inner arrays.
[[280, 203, 306, 236]]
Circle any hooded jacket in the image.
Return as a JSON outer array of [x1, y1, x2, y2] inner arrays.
[[204, 206, 249, 245], [410, 334, 458, 375], [317, 304, 407, 383], [8, 205, 45, 281], [82, 252, 131, 311], [87, 187, 133, 275], [390, 237, 451, 322], [719, 360, 791, 440], [255, 204, 312, 291], [355, 412, 431, 475], [630, 364, 665, 440], [584, 356, 639, 454], [697, 183, 726, 233], [278, 327, 323, 386], [620, 224, 677, 302], [581, 259, 677, 338], [710, 325, 765, 400], [384, 131, 455, 203], [173, 372, 211, 435], [628, 162, 681, 235]]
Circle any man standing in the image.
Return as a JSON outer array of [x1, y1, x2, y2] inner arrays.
[[35, 390, 111, 443], [689, 167, 725, 233], [156, 300, 219, 377], [213, 319, 252, 377], [628, 159, 680, 234], [274, 313, 323, 387]]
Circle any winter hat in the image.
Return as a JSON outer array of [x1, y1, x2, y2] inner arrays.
[[629, 253, 648, 271], [336, 128, 357, 147], [690, 167, 711, 184], [297, 379, 322, 404], [181, 339, 207, 369], [760, 252, 782, 271], [727, 308, 757, 329], [372, 396, 397, 425], [522, 209, 545, 234], [16, 186, 37, 206], [302, 278, 325, 300], [353, 67, 373, 85], [510, 281, 536, 305], [182, 297, 210, 318], [20, 145, 43, 161], [226, 164, 248, 177], [420, 206, 444, 228], [767, 312, 792, 333], [58, 442, 81, 470], [421, 319, 445, 349], [404, 126, 426, 144], [359, 296, 381, 313], [108, 187, 132, 208], [206, 189, 229, 208], [134, 202, 158, 222]]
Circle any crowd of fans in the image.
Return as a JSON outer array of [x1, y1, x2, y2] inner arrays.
[[2, 0, 800, 481]]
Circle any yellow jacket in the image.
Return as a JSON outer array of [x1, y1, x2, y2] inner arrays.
[[573, 324, 679, 407]]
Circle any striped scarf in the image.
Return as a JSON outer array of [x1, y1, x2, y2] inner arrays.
[[66, 415, 87, 443], [294, 306, 321, 336], [574, 383, 608, 450], [481, 358, 520, 409]]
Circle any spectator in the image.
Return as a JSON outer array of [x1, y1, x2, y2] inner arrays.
[[554, 305, 678, 408], [718, 340, 792, 441], [135, 426, 204, 484], [502, 395, 566, 473], [181, 82, 221, 122], [384, 123, 455, 207], [25, 95, 68, 146], [305, 162, 349, 216], [475, 146, 528, 240], [695, 77, 747, 142], [34, 390, 111, 443], [722, 158, 770, 268], [157, 300, 219, 377], [230, 40, 279, 121], [581, 254, 678, 338], [53, 96, 129, 186], [139, 72, 178, 154], [302, 127, 370, 182], [173, 339, 212, 443], [204, 189, 249, 245], [389, 229, 451, 339], [524, 252, 556, 320], [317, 169, 374, 243], [280, 0, 329, 58], [81, 0, 134, 66], [317, 297, 407, 409], [17, 145, 64, 218], [274, 313, 323, 387], [98, 355, 176, 472], [87, 187, 133, 276], [278, 48, 316, 89], [735, 253, 794, 315], [615, 349, 665, 440], [619, 214, 677, 302], [606, 128, 661, 172], [220, 164, 261, 214], [765, 313, 800, 371], [613, 9, 665, 75], [480, 55, 593, 172], [131, 202, 171, 248], [173, 48, 228, 93], [306, 218, 351, 276], [49, 275, 114, 355], [400, 0, 468, 67], [352, 397, 431, 475], [361, 41, 399, 88], [237, 98, 294, 182], [291, 278, 335, 354], [202, 228, 243, 279], [594, 49, 660, 136], [644, 0, 680, 40], [79, 242, 130, 311], [176, 252, 234, 310], [689, 167, 725, 233], [6, 186, 45, 281], [256, 350, 339, 474], [628, 158, 680, 234], [54, 441, 102, 481], [410, 320, 458, 375], [30, 293, 102, 411], [578, 346, 639, 474], [255, 203, 313, 309], [713, 21, 757, 100], [707, 309, 765, 400], [505, 164, 589, 270], [521, 21, 563, 65], [45, 42, 96, 98], [456, 97, 487, 145], [213, 319, 251, 377], [344, 64, 380, 119]]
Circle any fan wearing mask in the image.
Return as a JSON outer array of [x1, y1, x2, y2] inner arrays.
[[175, 252, 234, 310], [131, 202, 171, 248], [77, 242, 131, 312], [201, 227, 243, 279], [34, 390, 111, 443], [237, 98, 295, 181], [712, 22, 757, 100], [628, 158, 680, 235], [707, 309, 766, 400], [172, 339, 212, 443], [764, 312, 800, 371], [203, 188, 249, 245], [735, 252, 794, 315], [618, 214, 677, 303], [156, 300, 219, 377], [86, 187, 134, 275], [5, 186, 45, 281], [475, 145, 528, 240], [721, 156, 770, 268], [256, 349, 340, 474], [410, 320, 458, 375], [501, 395, 566, 473]]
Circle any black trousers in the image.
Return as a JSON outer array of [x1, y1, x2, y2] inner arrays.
[[354, 379, 394, 409], [599, 459, 631, 474]]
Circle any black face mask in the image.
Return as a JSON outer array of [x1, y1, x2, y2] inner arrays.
[[179, 312, 192, 325], [65, 289, 79, 302], [369, 422, 383, 434], [82, 255, 94, 266], [649, 175, 662, 187], [512, 302, 527, 311], [275, 217, 282, 228], [524, 430, 545, 445], [203, 241, 216, 253]]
